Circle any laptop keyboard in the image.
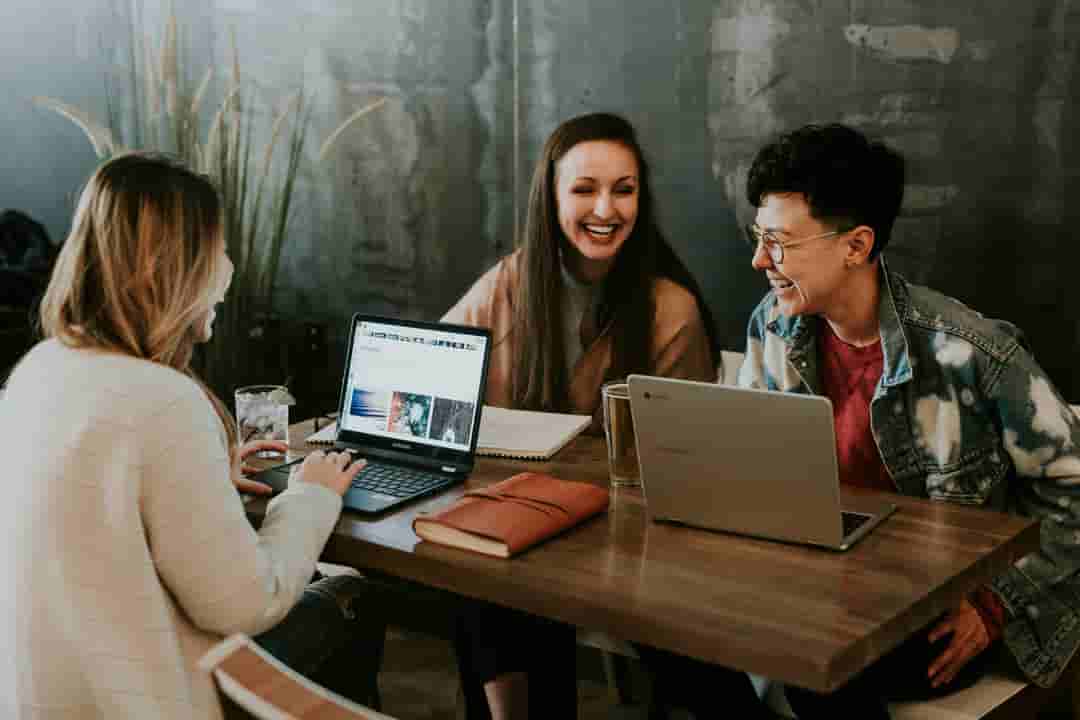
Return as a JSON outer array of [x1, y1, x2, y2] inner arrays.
[[842, 511, 872, 538], [350, 461, 449, 498]]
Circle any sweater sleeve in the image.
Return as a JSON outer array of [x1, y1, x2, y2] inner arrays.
[[140, 387, 342, 637], [984, 339, 1080, 686]]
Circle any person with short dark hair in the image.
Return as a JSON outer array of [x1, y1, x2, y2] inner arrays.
[[739, 123, 1080, 716]]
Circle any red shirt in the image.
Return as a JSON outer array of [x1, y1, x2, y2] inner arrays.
[[818, 321, 893, 492], [819, 321, 1006, 637]]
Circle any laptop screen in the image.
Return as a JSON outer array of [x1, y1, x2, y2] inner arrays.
[[337, 316, 490, 459]]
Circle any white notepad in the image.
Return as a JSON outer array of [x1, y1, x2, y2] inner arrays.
[[306, 406, 591, 461], [474, 406, 592, 460], [305, 421, 339, 445]]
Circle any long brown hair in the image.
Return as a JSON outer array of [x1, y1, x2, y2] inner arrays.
[[512, 112, 718, 411], [39, 152, 237, 447]]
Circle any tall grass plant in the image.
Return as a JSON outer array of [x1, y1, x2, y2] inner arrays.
[[35, 2, 383, 394]]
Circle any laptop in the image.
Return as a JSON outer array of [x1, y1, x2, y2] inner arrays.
[[627, 375, 896, 551], [256, 314, 492, 514]]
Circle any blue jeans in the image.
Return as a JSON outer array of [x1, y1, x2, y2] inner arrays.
[[253, 573, 385, 708]]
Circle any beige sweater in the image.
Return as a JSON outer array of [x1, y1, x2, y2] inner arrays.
[[0, 340, 342, 719]]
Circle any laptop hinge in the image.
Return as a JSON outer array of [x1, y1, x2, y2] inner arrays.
[[337, 443, 471, 474]]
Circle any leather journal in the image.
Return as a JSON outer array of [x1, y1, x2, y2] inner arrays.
[[412, 472, 609, 558]]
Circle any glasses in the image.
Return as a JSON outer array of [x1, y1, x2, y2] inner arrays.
[[744, 224, 850, 265]]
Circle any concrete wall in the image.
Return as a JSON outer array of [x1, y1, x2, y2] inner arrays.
[[4, 0, 1079, 398]]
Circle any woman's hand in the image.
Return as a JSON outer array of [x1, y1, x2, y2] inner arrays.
[[232, 439, 289, 495], [293, 449, 367, 497]]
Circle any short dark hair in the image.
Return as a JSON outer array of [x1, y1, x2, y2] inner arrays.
[[746, 123, 905, 258]]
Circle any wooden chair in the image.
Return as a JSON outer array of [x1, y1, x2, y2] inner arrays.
[[199, 634, 396, 720]]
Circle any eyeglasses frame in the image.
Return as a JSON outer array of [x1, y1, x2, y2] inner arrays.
[[744, 223, 854, 265]]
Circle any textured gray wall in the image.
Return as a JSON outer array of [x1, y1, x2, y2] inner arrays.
[[1, 2, 114, 243], [4, 0, 1079, 398]]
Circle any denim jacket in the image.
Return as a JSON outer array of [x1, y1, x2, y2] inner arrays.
[[738, 258, 1080, 687]]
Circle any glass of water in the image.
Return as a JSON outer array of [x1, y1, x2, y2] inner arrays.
[[235, 385, 294, 457]]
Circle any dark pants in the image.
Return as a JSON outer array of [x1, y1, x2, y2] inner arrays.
[[784, 620, 996, 719], [635, 644, 774, 720], [454, 601, 579, 719], [254, 573, 386, 708], [289, 570, 578, 719]]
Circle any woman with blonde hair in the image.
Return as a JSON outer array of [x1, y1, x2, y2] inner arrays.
[[0, 153, 381, 719]]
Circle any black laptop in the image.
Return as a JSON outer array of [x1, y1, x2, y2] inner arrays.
[[255, 313, 492, 513]]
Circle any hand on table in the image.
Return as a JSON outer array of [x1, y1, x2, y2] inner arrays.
[[927, 597, 991, 688]]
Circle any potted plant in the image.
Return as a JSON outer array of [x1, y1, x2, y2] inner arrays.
[[34, 6, 384, 397]]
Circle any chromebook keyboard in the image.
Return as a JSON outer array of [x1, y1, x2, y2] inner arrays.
[[349, 460, 450, 498]]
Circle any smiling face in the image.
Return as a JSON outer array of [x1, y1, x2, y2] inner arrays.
[[751, 192, 851, 317], [555, 140, 640, 282]]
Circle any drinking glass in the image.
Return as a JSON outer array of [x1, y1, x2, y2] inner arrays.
[[601, 381, 640, 487], [235, 385, 293, 458]]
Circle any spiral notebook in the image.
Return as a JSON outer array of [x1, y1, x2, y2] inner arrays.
[[306, 405, 591, 461]]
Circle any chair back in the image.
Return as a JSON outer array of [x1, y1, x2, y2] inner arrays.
[[200, 634, 396, 720]]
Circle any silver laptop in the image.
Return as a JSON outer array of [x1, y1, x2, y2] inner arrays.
[[627, 375, 896, 551]]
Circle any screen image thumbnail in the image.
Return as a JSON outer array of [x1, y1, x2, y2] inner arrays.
[[388, 392, 432, 437], [428, 398, 475, 447], [347, 389, 390, 433]]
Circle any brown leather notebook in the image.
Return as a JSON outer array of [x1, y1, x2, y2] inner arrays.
[[412, 472, 609, 558]]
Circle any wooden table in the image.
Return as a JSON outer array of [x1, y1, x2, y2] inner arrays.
[[246, 418, 1040, 693]]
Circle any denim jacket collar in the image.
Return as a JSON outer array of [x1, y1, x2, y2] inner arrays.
[[765, 256, 913, 392]]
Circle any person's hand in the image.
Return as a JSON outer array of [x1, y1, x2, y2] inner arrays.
[[927, 598, 991, 688], [292, 449, 367, 497], [232, 439, 289, 495]]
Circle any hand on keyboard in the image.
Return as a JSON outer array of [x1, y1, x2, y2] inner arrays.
[[295, 450, 367, 497]]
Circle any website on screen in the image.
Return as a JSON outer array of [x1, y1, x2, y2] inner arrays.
[[340, 321, 486, 450]]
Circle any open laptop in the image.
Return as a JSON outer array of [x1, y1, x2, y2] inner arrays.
[[256, 314, 491, 514], [627, 375, 896, 551]]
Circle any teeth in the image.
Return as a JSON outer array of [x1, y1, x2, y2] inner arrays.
[[584, 224, 616, 236]]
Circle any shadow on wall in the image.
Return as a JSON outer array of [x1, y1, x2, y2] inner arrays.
[[0, 210, 56, 380], [930, 0, 1072, 397]]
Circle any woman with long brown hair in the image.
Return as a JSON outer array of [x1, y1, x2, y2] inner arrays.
[[444, 112, 719, 718], [444, 111, 717, 428], [0, 153, 380, 719]]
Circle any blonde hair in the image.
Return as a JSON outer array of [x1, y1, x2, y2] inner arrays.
[[40, 152, 237, 447]]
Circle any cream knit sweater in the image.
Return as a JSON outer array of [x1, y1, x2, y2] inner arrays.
[[0, 340, 342, 719]]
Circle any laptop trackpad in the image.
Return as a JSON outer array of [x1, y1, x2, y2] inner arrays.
[[343, 489, 398, 513]]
